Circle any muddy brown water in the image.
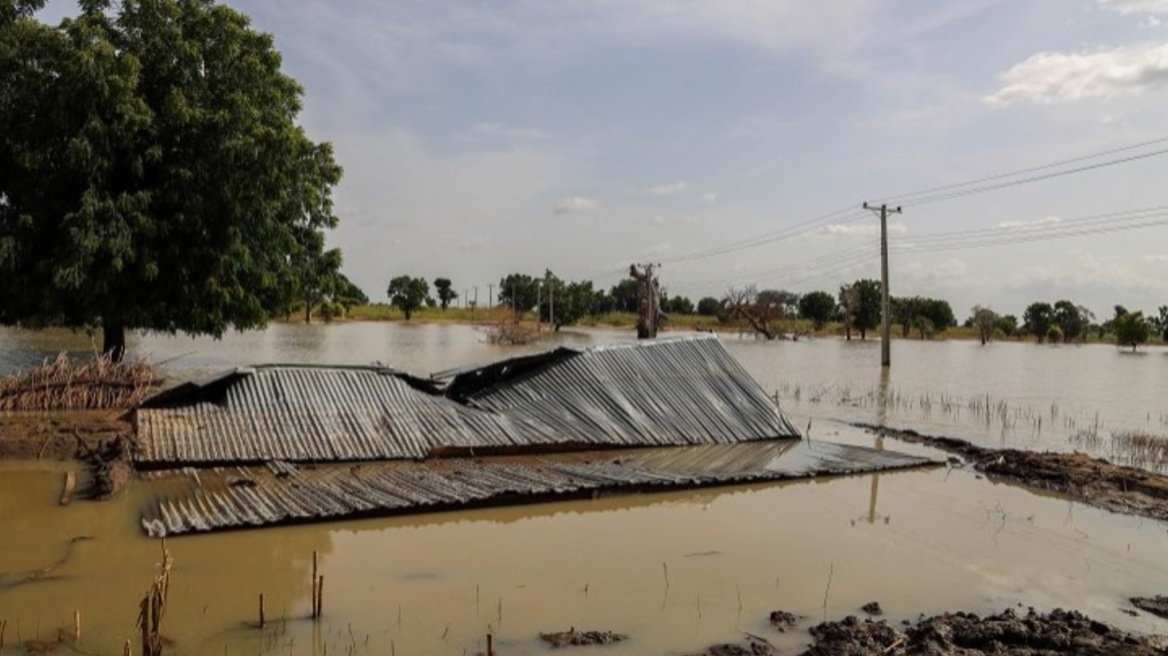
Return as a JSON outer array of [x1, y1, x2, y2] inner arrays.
[[2, 325, 1168, 654]]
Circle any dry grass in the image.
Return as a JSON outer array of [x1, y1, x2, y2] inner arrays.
[[0, 353, 163, 411]]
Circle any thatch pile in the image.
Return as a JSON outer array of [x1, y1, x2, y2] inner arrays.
[[0, 353, 163, 411]]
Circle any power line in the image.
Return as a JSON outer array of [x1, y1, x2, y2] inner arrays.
[[872, 134, 1168, 205]]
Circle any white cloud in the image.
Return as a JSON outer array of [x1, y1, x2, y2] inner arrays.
[[1098, 0, 1168, 14], [701, 192, 717, 204], [1143, 253, 1168, 262], [649, 214, 701, 226], [1142, 15, 1163, 27], [553, 196, 599, 214], [822, 222, 908, 237], [644, 181, 689, 197], [996, 215, 1064, 229], [985, 43, 1168, 105]]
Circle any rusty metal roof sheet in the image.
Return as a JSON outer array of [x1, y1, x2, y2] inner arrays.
[[136, 336, 800, 466], [139, 441, 935, 536]]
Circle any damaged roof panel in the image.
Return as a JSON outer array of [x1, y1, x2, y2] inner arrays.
[[139, 441, 934, 536], [455, 336, 799, 446], [136, 336, 800, 466]]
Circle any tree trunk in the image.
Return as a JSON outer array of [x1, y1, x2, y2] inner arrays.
[[305, 302, 312, 324], [102, 321, 126, 363], [404, 308, 412, 321]]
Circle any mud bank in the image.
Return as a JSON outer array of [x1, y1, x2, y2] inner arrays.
[[853, 422, 1168, 523], [689, 607, 1167, 656], [0, 410, 129, 460]]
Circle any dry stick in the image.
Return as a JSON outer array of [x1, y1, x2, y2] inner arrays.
[[74, 609, 81, 642], [60, 471, 76, 506], [883, 636, 906, 654], [317, 576, 325, 619], [312, 551, 318, 619], [1, 618, 6, 650], [259, 594, 266, 629], [124, 638, 132, 656], [486, 633, 494, 656], [821, 563, 835, 620], [662, 561, 670, 589]]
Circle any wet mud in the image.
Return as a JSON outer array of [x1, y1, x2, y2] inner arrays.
[[1132, 596, 1168, 620], [539, 628, 628, 648], [854, 422, 1168, 522], [692, 607, 1167, 656], [0, 410, 129, 460]]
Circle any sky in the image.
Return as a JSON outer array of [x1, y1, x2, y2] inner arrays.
[[42, 0, 1168, 319]]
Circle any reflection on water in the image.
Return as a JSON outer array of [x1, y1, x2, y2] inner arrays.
[[3, 455, 1168, 656]]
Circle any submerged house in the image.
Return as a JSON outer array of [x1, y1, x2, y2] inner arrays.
[[133, 335, 930, 536]]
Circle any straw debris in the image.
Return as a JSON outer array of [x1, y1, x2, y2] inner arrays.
[[0, 353, 162, 411]]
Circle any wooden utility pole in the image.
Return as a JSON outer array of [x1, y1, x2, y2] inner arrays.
[[863, 202, 902, 367]]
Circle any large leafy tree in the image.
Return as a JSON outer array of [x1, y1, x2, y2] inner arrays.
[[696, 297, 721, 317], [0, 0, 341, 360], [609, 279, 640, 313], [1053, 300, 1092, 344], [1114, 310, 1150, 352], [433, 277, 457, 310], [851, 279, 882, 340], [798, 290, 836, 330], [498, 273, 539, 313], [386, 275, 429, 320], [969, 305, 998, 345], [1023, 302, 1055, 343]]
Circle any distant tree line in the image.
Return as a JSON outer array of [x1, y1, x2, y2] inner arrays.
[[376, 270, 1168, 351]]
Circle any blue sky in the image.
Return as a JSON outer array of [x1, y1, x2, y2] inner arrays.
[[43, 0, 1168, 318]]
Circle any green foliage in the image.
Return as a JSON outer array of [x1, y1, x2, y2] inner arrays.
[[696, 297, 721, 317], [1053, 300, 1092, 344], [1154, 306, 1168, 342], [386, 275, 430, 320], [332, 274, 368, 311], [970, 305, 998, 345], [1046, 324, 1063, 344], [892, 296, 956, 337], [609, 279, 640, 313], [1023, 302, 1054, 343], [663, 295, 694, 315], [1114, 310, 1150, 351], [433, 277, 457, 310], [851, 279, 882, 339], [547, 278, 596, 329], [996, 314, 1018, 337], [0, 0, 341, 359], [798, 291, 836, 330], [498, 273, 539, 312]]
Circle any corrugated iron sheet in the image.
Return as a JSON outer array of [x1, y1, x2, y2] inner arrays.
[[135, 336, 800, 465], [138, 441, 934, 536], [136, 366, 558, 464], [452, 335, 801, 446]]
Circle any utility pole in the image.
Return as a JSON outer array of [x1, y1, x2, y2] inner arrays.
[[863, 202, 902, 368], [549, 282, 555, 330], [488, 283, 494, 309], [536, 281, 542, 333]]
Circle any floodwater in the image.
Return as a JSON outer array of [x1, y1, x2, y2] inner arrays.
[[2, 324, 1168, 655]]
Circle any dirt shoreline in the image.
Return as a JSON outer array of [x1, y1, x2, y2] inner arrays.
[[852, 421, 1168, 523]]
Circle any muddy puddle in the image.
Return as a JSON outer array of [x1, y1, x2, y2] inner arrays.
[[3, 426, 1168, 656]]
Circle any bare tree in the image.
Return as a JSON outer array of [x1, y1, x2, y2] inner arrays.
[[838, 284, 859, 341], [630, 264, 665, 339], [722, 285, 802, 340], [971, 305, 998, 345]]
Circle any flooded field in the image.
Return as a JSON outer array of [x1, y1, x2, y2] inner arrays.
[[2, 324, 1168, 654]]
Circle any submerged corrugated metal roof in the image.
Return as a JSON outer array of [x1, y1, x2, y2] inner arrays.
[[136, 335, 800, 466], [136, 366, 558, 464], [453, 336, 800, 446], [138, 441, 935, 536]]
